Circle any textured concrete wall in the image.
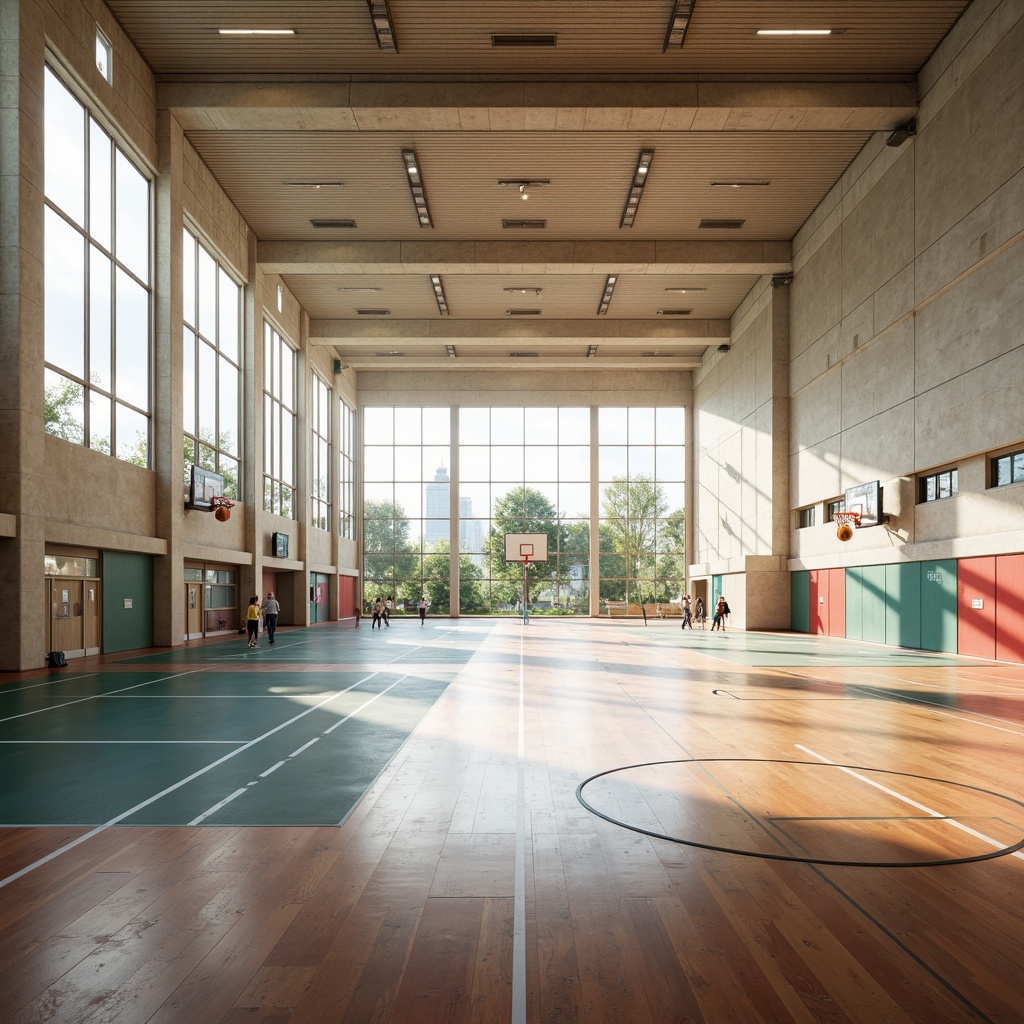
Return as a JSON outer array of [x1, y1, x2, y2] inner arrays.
[[788, 0, 1024, 570]]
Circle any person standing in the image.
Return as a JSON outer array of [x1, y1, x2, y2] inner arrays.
[[263, 591, 280, 644], [245, 596, 261, 647], [681, 594, 693, 629], [419, 595, 427, 625], [372, 597, 383, 629], [384, 595, 393, 627], [694, 596, 706, 629]]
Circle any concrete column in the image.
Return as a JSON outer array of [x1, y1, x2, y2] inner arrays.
[[0, 0, 48, 670], [152, 109, 185, 646]]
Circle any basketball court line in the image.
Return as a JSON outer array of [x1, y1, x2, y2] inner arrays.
[[512, 625, 527, 1024], [0, 627, 464, 889], [796, 744, 1024, 862]]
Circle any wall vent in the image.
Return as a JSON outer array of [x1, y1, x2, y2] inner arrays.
[[310, 219, 356, 228], [506, 309, 542, 316], [510, 352, 539, 357], [357, 308, 391, 316], [502, 219, 547, 229], [656, 309, 692, 316], [699, 219, 745, 229], [492, 34, 556, 47]]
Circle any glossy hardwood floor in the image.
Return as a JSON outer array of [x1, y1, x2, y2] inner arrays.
[[2, 619, 1024, 1023]]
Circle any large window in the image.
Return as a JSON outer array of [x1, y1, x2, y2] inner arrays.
[[182, 228, 241, 496], [263, 323, 296, 517], [363, 408, 451, 613], [598, 408, 685, 612], [919, 468, 958, 503], [311, 374, 331, 531], [43, 66, 152, 465], [992, 449, 1024, 488], [339, 398, 356, 539], [460, 407, 591, 615]]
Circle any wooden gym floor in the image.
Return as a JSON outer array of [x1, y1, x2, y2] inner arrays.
[[1, 618, 1023, 1023]]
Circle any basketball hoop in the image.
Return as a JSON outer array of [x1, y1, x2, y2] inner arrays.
[[210, 496, 235, 522], [834, 510, 862, 541]]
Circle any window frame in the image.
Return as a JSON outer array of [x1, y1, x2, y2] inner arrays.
[[991, 449, 1024, 489], [919, 467, 959, 504], [311, 373, 332, 532], [262, 320, 297, 518], [798, 506, 817, 529]]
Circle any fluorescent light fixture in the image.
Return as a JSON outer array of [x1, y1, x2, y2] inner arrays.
[[218, 28, 295, 35], [498, 179, 550, 201], [367, 0, 398, 51], [710, 181, 770, 188], [664, 287, 706, 293], [402, 148, 432, 227], [621, 150, 654, 228], [337, 286, 382, 292], [429, 274, 449, 316], [587, 345, 599, 358], [663, 0, 696, 51], [504, 287, 543, 295], [756, 29, 833, 36], [282, 181, 344, 188], [597, 274, 618, 316], [446, 344, 457, 358]]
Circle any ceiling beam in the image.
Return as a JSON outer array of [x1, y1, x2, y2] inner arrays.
[[160, 79, 917, 133], [261, 239, 791, 275]]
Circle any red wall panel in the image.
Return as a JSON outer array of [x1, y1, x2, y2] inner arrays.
[[996, 554, 1024, 664], [958, 556, 996, 660], [827, 568, 846, 637], [809, 570, 826, 634], [338, 574, 356, 620]]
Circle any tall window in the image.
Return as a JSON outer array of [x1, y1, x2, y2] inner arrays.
[[339, 398, 356, 539], [363, 408, 450, 612], [311, 374, 331, 531], [460, 407, 591, 615], [43, 66, 151, 465], [263, 322, 296, 517], [598, 407, 685, 612], [182, 228, 241, 496]]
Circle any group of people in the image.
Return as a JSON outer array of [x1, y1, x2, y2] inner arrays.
[[680, 594, 730, 631], [244, 591, 281, 648], [369, 595, 429, 629]]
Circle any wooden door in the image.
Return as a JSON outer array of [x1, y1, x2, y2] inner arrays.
[[49, 579, 84, 656], [186, 582, 203, 638]]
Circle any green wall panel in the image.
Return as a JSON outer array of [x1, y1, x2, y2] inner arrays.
[[860, 564, 887, 645], [845, 566, 863, 641], [791, 571, 809, 633], [102, 551, 153, 653], [886, 562, 922, 649], [920, 559, 958, 653]]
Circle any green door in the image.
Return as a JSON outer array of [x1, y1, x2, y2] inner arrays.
[[886, 562, 922, 650], [790, 571, 809, 633], [860, 564, 886, 645], [920, 560, 957, 653]]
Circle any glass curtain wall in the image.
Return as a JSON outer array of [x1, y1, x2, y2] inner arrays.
[[363, 408, 450, 614], [262, 323, 296, 517], [598, 407, 686, 613], [359, 405, 685, 616], [460, 408, 590, 615], [310, 374, 331, 531], [339, 398, 356, 540]]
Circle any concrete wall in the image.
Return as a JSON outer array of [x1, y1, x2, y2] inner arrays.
[[788, 0, 1024, 572]]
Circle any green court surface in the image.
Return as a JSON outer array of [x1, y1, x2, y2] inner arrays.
[[0, 622, 494, 828]]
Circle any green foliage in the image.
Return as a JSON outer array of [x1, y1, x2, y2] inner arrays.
[[44, 376, 85, 443], [482, 486, 562, 606]]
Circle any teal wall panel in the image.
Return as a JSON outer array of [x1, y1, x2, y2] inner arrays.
[[712, 574, 723, 602], [102, 551, 153, 653], [886, 562, 922, 649], [791, 571, 809, 633], [845, 567, 863, 641], [920, 560, 958, 653], [860, 564, 886, 644]]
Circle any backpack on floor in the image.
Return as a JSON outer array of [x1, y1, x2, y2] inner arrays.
[[47, 650, 67, 668]]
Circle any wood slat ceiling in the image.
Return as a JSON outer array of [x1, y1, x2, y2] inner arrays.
[[101, 0, 973, 365], [109, 1, 969, 77]]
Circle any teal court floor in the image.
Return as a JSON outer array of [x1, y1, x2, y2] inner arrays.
[[0, 620, 497, 828]]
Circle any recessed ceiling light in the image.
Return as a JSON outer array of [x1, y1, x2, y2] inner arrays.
[[402, 149, 432, 228], [709, 181, 770, 188], [368, 0, 398, 51], [756, 29, 833, 36], [664, 287, 706, 293], [621, 150, 654, 228], [218, 28, 295, 35]]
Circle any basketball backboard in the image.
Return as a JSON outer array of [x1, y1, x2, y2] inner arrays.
[[844, 480, 882, 527], [504, 533, 549, 563]]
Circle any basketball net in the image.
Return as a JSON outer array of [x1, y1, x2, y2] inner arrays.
[[834, 510, 862, 541]]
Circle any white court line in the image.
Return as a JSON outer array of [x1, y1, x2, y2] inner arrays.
[[0, 628, 463, 889], [0, 740, 242, 745], [289, 737, 319, 757], [0, 671, 204, 725], [512, 627, 527, 1024], [851, 686, 1024, 737], [188, 788, 249, 825], [259, 761, 287, 778], [322, 676, 407, 733], [796, 744, 1024, 862]]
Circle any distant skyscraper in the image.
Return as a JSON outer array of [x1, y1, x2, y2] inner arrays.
[[424, 466, 450, 547]]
